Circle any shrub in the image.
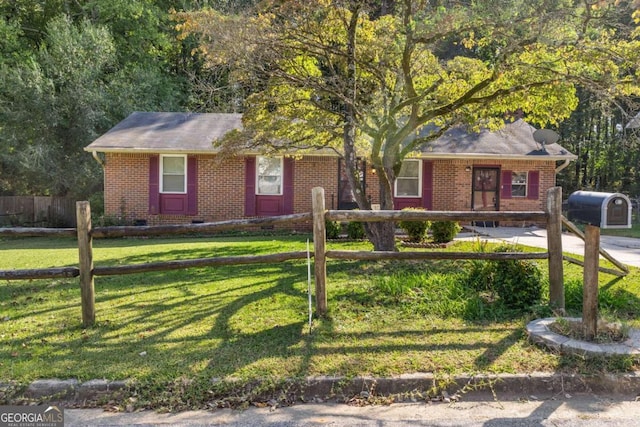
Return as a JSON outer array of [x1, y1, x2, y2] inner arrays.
[[492, 256, 543, 309], [462, 244, 544, 310], [398, 208, 430, 242], [431, 221, 462, 243], [325, 220, 341, 239], [346, 220, 366, 239]]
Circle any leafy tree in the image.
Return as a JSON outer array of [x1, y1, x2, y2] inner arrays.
[[0, 15, 116, 196], [178, 0, 639, 250]]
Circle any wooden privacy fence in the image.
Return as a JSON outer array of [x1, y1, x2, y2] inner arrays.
[[1, 187, 569, 326], [0, 196, 76, 227]]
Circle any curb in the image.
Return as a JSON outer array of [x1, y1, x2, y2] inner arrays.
[[4, 373, 640, 406], [1, 379, 128, 404]]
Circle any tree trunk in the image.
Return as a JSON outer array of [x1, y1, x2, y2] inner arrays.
[[341, 4, 397, 252]]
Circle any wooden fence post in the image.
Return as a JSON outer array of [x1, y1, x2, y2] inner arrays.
[[546, 187, 564, 313], [583, 224, 600, 341], [312, 187, 328, 317], [76, 201, 95, 327]]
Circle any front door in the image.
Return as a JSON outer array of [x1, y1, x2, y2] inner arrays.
[[338, 158, 366, 210], [472, 167, 500, 226]]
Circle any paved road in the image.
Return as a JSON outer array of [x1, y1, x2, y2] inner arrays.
[[460, 226, 640, 268], [65, 394, 640, 426]]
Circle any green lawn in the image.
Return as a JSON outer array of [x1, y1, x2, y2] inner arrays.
[[601, 222, 640, 239], [1, 234, 639, 409]]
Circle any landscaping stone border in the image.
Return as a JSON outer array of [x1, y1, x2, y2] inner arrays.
[[526, 317, 640, 357]]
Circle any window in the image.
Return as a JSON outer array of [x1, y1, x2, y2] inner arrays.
[[395, 159, 421, 197], [257, 156, 283, 195], [511, 172, 527, 197], [161, 155, 186, 193]]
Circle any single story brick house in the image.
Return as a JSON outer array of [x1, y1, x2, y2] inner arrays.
[[84, 112, 576, 226]]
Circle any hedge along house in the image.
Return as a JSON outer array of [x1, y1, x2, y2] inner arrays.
[[85, 112, 576, 227]]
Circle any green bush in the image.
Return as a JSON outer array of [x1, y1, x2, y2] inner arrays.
[[398, 208, 430, 242], [325, 220, 341, 239], [462, 244, 544, 310], [346, 220, 366, 239], [431, 221, 462, 243], [491, 245, 543, 309]]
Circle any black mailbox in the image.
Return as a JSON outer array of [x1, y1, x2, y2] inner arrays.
[[567, 191, 632, 229]]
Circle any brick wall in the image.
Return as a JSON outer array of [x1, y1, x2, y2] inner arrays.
[[103, 153, 557, 227]]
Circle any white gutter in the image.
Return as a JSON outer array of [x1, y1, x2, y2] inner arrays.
[[91, 151, 105, 167], [555, 159, 571, 174]]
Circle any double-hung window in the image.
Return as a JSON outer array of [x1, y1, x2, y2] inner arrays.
[[161, 155, 186, 193], [511, 172, 527, 198], [256, 156, 283, 195], [395, 159, 421, 197]]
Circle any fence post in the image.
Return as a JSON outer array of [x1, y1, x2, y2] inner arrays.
[[546, 187, 564, 313], [312, 187, 328, 317], [582, 224, 600, 340], [76, 201, 95, 327]]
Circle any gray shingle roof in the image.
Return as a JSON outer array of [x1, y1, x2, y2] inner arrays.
[[86, 113, 575, 161], [420, 119, 575, 160], [85, 112, 242, 153]]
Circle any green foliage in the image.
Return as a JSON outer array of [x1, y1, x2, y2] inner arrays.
[[0, 2, 187, 198], [463, 244, 544, 309], [431, 221, 462, 243], [564, 278, 638, 318], [398, 208, 430, 242], [178, 1, 640, 251], [492, 258, 543, 309], [346, 220, 365, 240], [325, 219, 341, 239]]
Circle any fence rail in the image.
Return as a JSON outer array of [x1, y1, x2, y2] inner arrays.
[[1, 187, 570, 326]]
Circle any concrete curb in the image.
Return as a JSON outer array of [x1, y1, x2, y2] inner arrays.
[[1, 379, 129, 404], [4, 373, 640, 406]]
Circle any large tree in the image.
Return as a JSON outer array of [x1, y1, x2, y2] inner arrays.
[[178, 0, 640, 250], [0, 1, 186, 198]]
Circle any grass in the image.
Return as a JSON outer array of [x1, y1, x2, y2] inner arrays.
[[1, 234, 639, 409], [600, 222, 640, 239]]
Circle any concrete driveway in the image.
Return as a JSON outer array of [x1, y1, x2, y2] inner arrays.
[[460, 225, 640, 268]]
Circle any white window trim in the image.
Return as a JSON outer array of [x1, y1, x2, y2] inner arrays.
[[511, 171, 527, 198], [160, 154, 187, 194], [394, 159, 422, 198], [256, 156, 284, 196]]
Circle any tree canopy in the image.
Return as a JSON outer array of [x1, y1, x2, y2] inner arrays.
[[177, 0, 640, 249]]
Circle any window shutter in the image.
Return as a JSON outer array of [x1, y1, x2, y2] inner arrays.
[[187, 156, 198, 215], [500, 170, 512, 199], [421, 160, 433, 209], [527, 170, 540, 200], [244, 157, 256, 216], [283, 157, 295, 214], [149, 155, 160, 214]]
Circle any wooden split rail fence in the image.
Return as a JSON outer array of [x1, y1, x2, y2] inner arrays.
[[1, 187, 578, 326]]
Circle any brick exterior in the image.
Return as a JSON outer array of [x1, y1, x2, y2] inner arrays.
[[102, 153, 557, 227]]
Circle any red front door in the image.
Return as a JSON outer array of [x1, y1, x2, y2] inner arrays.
[[472, 167, 499, 226]]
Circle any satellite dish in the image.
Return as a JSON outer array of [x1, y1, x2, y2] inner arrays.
[[533, 129, 560, 146]]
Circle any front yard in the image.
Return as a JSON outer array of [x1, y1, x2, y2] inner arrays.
[[1, 234, 639, 409]]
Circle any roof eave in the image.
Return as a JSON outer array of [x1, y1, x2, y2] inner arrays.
[[415, 153, 578, 161]]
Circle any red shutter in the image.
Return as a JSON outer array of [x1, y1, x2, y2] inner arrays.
[[149, 155, 160, 214], [244, 157, 256, 216], [500, 170, 512, 200], [527, 170, 540, 200], [187, 156, 198, 215], [421, 160, 433, 209], [283, 157, 294, 214]]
